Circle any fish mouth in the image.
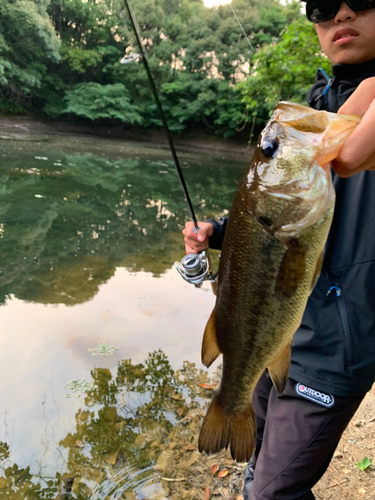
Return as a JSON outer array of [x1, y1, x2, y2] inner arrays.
[[333, 26, 359, 43]]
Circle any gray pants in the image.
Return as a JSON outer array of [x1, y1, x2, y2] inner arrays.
[[245, 371, 364, 500]]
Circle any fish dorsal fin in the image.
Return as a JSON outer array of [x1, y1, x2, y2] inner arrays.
[[202, 308, 221, 368], [267, 343, 291, 394], [274, 238, 307, 299]]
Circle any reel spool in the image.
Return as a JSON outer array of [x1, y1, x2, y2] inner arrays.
[[176, 251, 218, 288]]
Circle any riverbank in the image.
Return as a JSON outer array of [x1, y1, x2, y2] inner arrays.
[[0, 115, 254, 158]]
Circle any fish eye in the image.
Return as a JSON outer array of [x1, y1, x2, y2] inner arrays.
[[261, 139, 279, 158]]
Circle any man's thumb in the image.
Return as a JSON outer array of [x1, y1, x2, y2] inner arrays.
[[197, 231, 207, 242]]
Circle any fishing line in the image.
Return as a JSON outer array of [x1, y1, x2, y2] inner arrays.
[[229, 5, 280, 103], [122, 0, 199, 231]]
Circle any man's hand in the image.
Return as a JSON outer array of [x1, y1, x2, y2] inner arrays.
[[182, 221, 214, 254], [332, 77, 375, 177]]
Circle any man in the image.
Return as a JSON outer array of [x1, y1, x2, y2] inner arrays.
[[183, 2, 375, 498]]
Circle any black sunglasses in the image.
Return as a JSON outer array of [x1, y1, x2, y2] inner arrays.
[[305, 0, 375, 23]]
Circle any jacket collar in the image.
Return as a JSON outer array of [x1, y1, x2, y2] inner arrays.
[[332, 57, 375, 81], [307, 57, 375, 111]]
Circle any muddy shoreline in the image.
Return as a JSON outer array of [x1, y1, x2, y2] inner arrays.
[[0, 115, 255, 158]]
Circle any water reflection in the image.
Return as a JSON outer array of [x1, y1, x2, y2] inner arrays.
[[91, 465, 163, 500], [0, 135, 246, 305], [1, 349, 243, 499], [0, 134, 249, 498]]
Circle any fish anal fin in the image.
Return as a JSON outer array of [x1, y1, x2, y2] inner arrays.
[[275, 239, 306, 299], [198, 396, 256, 463], [310, 251, 324, 294], [267, 343, 291, 394], [202, 308, 221, 368]]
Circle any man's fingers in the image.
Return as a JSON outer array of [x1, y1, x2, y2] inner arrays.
[[184, 241, 207, 254], [184, 243, 198, 254], [332, 155, 375, 177], [182, 221, 213, 254], [338, 77, 375, 116], [336, 98, 375, 170], [335, 78, 375, 172]]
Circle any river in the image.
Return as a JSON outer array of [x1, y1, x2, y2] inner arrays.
[[0, 128, 250, 498]]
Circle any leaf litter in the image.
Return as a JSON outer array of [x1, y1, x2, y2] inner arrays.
[[129, 363, 246, 500], [62, 358, 246, 500], [56, 351, 374, 500]]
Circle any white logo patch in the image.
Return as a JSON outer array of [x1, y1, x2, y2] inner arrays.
[[296, 383, 335, 408]]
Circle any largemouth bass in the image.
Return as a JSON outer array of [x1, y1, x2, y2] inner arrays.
[[198, 102, 360, 463]]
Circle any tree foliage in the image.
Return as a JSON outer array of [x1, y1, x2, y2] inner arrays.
[[238, 18, 331, 132], [0, 0, 60, 112], [0, 0, 322, 138], [63, 82, 143, 123]]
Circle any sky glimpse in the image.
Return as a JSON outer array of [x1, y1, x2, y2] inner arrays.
[[203, 0, 232, 7]]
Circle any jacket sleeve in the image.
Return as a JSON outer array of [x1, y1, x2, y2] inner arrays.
[[205, 217, 228, 250]]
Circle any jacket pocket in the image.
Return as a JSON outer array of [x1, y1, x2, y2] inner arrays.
[[326, 284, 354, 368]]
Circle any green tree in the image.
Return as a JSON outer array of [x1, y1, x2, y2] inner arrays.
[[0, 0, 60, 112], [43, 0, 301, 136], [43, 0, 129, 114], [63, 82, 143, 123], [238, 17, 331, 133], [0, 0, 306, 137], [157, 0, 302, 136]]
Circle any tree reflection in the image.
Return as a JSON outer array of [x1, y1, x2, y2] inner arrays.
[[0, 440, 59, 498], [0, 147, 243, 305], [0, 350, 235, 499], [62, 351, 211, 472]]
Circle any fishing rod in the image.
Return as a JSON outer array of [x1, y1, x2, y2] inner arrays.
[[122, 0, 217, 287], [230, 5, 279, 103]]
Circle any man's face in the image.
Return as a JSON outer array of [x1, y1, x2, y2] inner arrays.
[[314, 2, 375, 64]]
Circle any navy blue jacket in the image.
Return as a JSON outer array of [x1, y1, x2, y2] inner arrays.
[[208, 59, 375, 397]]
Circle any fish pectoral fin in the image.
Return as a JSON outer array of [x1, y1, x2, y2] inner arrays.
[[202, 308, 221, 368], [274, 238, 307, 299], [267, 343, 291, 394], [198, 396, 256, 463]]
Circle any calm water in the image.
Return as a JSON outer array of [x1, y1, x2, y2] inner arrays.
[[0, 128, 249, 498]]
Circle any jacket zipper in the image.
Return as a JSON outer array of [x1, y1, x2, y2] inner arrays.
[[327, 286, 354, 367]]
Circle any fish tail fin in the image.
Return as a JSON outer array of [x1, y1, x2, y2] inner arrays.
[[229, 405, 256, 463], [267, 343, 291, 394], [198, 396, 256, 463]]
